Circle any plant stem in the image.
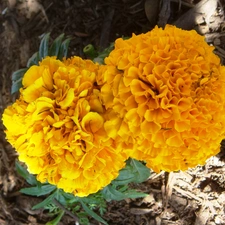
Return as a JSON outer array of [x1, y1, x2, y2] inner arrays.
[[53, 199, 79, 222]]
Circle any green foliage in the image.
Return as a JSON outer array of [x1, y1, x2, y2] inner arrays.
[[15, 158, 150, 225], [11, 68, 28, 94], [46, 210, 64, 225], [112, 158, 151, 186], [83, 42, 114, 64], [15, 161, 37, 186], [11, 33, 71, 94], [101, 159, 150, 202], [27, 52, 40, 68], [79, 200, 108, 225], [15, 163, 107, 225], [32, 191, 57, 210], [20, 184, 57, 197], [101, 185, 147, 202], [69, 192, 107, 216], [39, 33, 50, 60], [58, 38, 71, 60], [93, 42, 114, 64], [49, 33, 65, 57]]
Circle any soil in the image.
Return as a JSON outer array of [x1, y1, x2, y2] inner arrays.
[[0, 0, 225, 225]]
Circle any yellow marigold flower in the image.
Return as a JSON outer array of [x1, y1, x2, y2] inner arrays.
[[97, 25, 225, 172], [2, 56, 126, 197]]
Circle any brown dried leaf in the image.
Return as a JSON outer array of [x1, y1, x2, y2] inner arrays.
[[144, 0, 160, 26], [173, 0, 218, 30]]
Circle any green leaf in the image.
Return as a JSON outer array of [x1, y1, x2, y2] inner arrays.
[[93, 42, 114, 64], [27, 52, 40, 67], [112, 159, 150, 186], [123, 189, 148, 199], [11, 68, 26, 93], [101, 185, 128, 201], [102, 185, 147, 202], [11, 77, 23, 94], [55, 190, 71, 206], [32, 191, 57, 210], [77, 193, 107, 216], [58, 38, 71, 60], [49, 33, 65, 57], [129, 159, 150, 183], [46, 210, 64, 225], [112, 166, 136, 186], [20, 184, 56, 197], [39, 33, 50, 60], [79, 200, 108, 225], [15, 161, 38, 186], [61, 191, 78, 205], [78, 216, 89, 225], [11, 68, 28, 81]]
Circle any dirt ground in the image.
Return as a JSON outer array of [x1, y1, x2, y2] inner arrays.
[[0, 0, 225, 224]]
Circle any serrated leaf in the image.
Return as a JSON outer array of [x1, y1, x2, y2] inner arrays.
[[58, 38, 71, 60], [15, 161, 38, 185], [129, 159, 151, 183], [11, 77, 23, 94], [112, 166, 136, 186], [112, 159, 150, 186], [101, 185, 126, 201], [11, 68, 28, 81], [32, 191, 57, 210], [27, 52, 40, 67], [78, 216, 89, 225], [46, 210, 64, 225], [20, 184, 56, 197], [102, 185, 131, 201], [49, 33, 65, 57], [79, 200, 108, 225], [39, 33, 50, 60], [102, 185, 147, 202]]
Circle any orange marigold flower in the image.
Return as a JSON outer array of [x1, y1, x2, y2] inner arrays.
[[2, 56, 126, 197], [97, 25, 225, 172]]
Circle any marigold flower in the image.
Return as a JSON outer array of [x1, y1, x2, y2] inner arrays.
[[97, 25, 225, 172], [2, 56, 126, 196]]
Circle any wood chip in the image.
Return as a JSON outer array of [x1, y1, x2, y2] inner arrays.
[[173, 0, 218, 30], [173, 186, 202, 202]]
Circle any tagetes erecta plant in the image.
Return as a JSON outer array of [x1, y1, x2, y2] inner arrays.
[[2, 56, 126, 197], [3, 24, 225, 201], [97, 25, 225, 172]]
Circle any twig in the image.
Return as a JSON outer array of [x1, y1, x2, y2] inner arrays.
[[99, 7, 115, 51]]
